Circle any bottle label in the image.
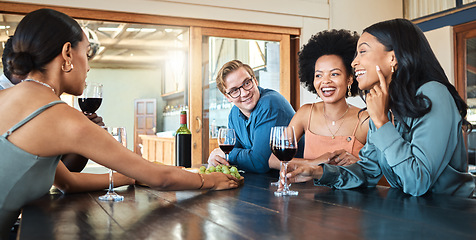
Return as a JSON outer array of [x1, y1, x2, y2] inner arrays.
[[180, 113, 187, 125]]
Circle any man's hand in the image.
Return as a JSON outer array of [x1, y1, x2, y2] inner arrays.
[[207, 148, 230, 166]]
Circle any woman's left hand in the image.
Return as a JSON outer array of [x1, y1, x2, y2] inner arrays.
[[366, 65, 390, 129], [285, 162, 323, 184], [328, 149, 359, 166]]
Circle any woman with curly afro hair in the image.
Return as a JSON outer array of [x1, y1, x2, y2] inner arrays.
[[269, 29, 369, 173]]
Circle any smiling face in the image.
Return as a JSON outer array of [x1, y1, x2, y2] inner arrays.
[[351, 32, 396, 91], [224, 67, 260, 118], [313, 54, 352, 103]]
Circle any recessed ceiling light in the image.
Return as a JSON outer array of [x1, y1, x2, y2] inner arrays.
[[127, 28, 157, 32], [141, 28, 157, 32], [98, 27, 121, 32]]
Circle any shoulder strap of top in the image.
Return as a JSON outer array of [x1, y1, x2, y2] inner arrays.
[[351, 113, 360, 136], [3, 100, 65, 138], [307, 103, 315, 131]]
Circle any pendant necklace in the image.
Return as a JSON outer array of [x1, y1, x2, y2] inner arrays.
[[323, 104, 349, 126], [22, 79, 56, 94], [323, 104, 349, 139]]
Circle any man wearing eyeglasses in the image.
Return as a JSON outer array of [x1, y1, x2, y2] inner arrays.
[[208, 60, 302, 173]]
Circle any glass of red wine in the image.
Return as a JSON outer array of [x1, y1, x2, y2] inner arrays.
[[78, 82, 103, 114], [217, 128, 236, 162], [271, 126, 298, 196]]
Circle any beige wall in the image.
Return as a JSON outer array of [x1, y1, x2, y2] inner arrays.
[[85, 68, 163, 150], [3, 0, 329, 28], [330, 0, 404, 33], [424, 27, 454, 84]]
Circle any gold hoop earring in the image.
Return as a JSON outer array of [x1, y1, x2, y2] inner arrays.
[[347, 85, 351, 97], [391, 65, 395, 73], [62, 61, 74, 73]]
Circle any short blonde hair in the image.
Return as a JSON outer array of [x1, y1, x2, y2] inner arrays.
[[216, 60, 255, 95]]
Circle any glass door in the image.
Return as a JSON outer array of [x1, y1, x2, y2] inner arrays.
[[202, 37, 281, 161], [188, 28, 295, 164], [455, 22, 476, 166]]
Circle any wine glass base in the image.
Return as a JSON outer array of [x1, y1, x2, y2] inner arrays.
[[99, 192, 124, 202], [274, 190, 298, 197]]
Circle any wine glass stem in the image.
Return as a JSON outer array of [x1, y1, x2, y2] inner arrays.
[[282, 162, 289, 192], [108, 169, 114, 192], [226, 153, 229, 162]]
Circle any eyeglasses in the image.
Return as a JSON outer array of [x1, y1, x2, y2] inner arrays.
[[226, 78, 254, 99]]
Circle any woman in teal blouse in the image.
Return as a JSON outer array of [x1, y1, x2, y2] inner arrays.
[[287, 18, 475, 197]]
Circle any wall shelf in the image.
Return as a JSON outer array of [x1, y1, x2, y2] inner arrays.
[[161, 90, 184, 100]]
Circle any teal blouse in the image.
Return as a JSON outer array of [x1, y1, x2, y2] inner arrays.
[[316, 81, 475, 197]]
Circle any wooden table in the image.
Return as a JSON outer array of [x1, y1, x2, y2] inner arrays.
[[18, 171, 476, 240]]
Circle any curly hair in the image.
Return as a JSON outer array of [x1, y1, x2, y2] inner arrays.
[[298, 29, 360, 96]]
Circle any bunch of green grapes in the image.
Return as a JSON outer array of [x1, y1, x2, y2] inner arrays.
[[199, 165, 241, 179]]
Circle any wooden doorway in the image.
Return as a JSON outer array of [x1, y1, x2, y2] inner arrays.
[[134, 99, 157, 154]]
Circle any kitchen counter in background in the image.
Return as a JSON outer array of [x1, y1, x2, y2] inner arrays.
[[139, 135, 175, 165], [139, 134, 218, 165]]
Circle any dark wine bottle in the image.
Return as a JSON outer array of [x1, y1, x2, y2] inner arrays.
[[175, 110, 192, 168]]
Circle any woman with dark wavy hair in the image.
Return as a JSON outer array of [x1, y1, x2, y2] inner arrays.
[[287, 19, 475, 197], [269, 29, 369, 172]]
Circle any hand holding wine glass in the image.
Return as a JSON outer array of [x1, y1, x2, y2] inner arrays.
[[217, 128, 236, 163], [78, 82, 103, 114], [271, 126, 298, 196]]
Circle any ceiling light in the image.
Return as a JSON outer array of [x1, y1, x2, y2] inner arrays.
[[164, 29, 173, 33], [127, 28, 157, 32], [140, 28, 157, 32], [98, 27, 121, 32], [0, 25, 10, 30]]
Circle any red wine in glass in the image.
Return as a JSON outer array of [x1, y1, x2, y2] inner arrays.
[[219, 144, 235, 154], [79, 82, 103, 113], [78, 97, 102, 113], [271, 146, 297, 162]]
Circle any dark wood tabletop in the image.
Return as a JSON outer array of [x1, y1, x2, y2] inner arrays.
[[18, 171, 476, 240]]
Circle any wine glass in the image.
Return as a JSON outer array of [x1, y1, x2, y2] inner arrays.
[[271, 126, 298, 196], [78, 82, 103, 114], [99, 127, 126, 202], [217, 128, 236, 162], [270, 128, 282, 186]]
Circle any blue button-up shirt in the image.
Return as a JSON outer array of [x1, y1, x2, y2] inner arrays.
[[315, 81, 475, 197], [227, 87, 300, 173]]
